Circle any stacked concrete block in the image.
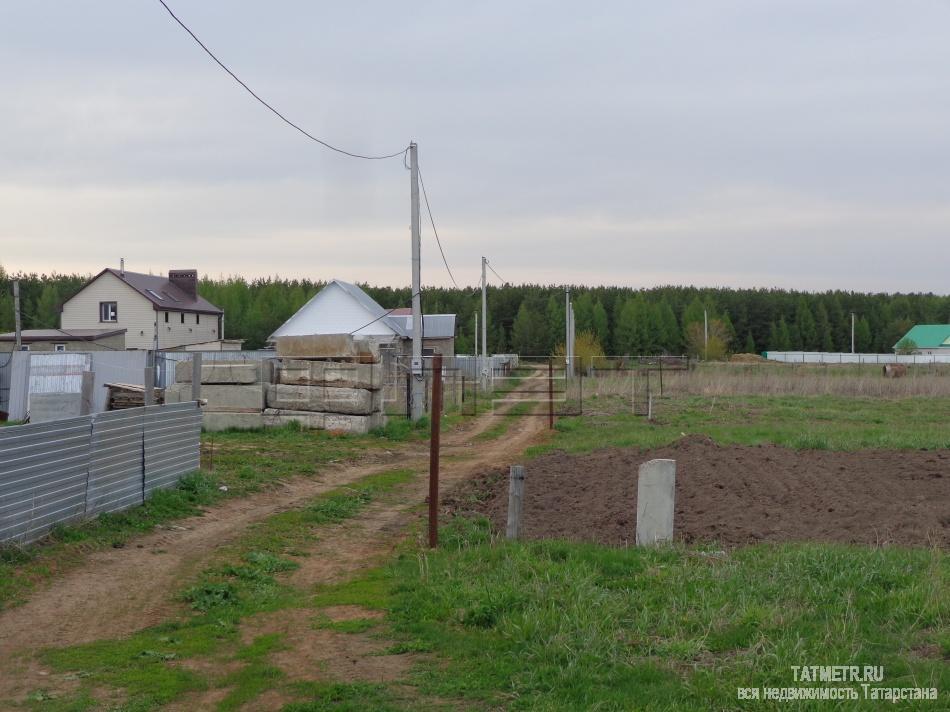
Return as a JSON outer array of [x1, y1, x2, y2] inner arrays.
[[268, 334, 388, 434], [166, 359, 268, 431]]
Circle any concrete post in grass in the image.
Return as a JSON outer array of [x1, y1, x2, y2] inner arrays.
[[506, 465, 525, 540], [636, 459, 676, 546]]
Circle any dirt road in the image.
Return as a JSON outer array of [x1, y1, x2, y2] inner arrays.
[[0, 389, 549, 701]]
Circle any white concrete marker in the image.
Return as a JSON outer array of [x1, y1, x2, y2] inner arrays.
[[636, 458, 676, 546]]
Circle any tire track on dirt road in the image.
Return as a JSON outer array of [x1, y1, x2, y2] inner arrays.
[[0, 389, 549, 660]]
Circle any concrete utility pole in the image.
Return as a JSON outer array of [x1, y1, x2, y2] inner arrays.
[[481, 256, 488, 389], [703, 309, 709, 361], [13, 280, 21, 351], [851, 312, 856, 354], [565, 288, 572, 377], [569, 303, 575, 373], [481, 257, 488, 361], [409, 142, 425, 421]]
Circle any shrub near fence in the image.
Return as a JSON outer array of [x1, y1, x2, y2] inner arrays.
[[0, 402, 201, 545]]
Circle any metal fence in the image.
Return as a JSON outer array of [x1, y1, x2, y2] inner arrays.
[[766, 351, 950, 365], [0, 402, 201, 545]]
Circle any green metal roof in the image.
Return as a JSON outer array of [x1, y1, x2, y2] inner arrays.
[[893, 324, 950, 349]]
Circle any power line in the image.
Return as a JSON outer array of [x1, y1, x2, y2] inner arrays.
[[485, 261, 507, 285], [417, 167, 458, 288], [156, 0, 409, 161], [347, 291, 423, 335]]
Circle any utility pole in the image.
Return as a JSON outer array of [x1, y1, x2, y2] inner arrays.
[[409, 142, 425, 421], [13, 280, 22, 351], [565, 288, 572, 377], [481, 256, 488, 390], [851, 312, 855, 354], [703, 309, 709, 361]]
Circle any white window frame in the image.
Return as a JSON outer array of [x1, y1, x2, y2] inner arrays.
[[53, 343, 67, 352], [99, 301, 118, 322], [18, 345, 30, 352]]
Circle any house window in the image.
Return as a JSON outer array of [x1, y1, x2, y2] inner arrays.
[[18, 345, 29, 352], [54, 343, 67, 352], [99, 302, 118, 322], [164, 312, 169, 323], [180, 313, 185, 324], [196, 313, 200, 325]]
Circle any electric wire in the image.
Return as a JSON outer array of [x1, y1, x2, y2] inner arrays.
[[418, 167, 458, 288], [156, 0, 409, 161], [347, 291, 423, 335], [485, 261, 507, 285]]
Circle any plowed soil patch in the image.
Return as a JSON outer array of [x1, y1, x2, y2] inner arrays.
[[462, 436, 950, 547]]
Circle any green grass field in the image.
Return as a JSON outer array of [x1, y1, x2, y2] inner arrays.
[[8, 393, 950, 710], [533, 394, 950, 456]]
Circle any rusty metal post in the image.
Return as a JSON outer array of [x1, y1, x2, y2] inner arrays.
[[548, 357, 554, 429], [428, 354, 443, 548]]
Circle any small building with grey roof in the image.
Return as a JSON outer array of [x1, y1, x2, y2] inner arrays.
[[269, 279, 456, 357]]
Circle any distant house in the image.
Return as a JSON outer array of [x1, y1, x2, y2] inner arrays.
[[0, 328, 127, 353], [60, 267, 224, 350], [892, 324, 950, 355], [270, 279, 456, 356]]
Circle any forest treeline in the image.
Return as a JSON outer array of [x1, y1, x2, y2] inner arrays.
[[1, 264, 947, 356]]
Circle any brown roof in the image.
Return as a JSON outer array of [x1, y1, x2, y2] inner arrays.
[[68, 268, 223, 315], [0, 328, 126, 343]]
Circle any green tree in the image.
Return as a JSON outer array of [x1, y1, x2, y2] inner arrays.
[[854, 317, 872, 352], [591, 300, 609, 347], [510, 303, 546, 354], [744, 331, 756, 354]]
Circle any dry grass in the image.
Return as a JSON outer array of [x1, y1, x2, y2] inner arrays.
[[587, 362, 950, 399]]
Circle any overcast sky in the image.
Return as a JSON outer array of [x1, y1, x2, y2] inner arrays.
[[1, 1, 948, 293]]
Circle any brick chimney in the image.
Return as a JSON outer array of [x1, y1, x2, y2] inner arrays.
[[168, 269, 198, 299]]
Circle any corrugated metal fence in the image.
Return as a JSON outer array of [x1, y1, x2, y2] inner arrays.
[[766, 351, 950, 365], [0, 402, 201, 544]]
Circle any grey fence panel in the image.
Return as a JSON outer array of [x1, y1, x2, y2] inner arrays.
[[0, 352, 11, 415], [87, 408, 146, 516], [0, 403, 203, 545], [0, 415, 93, 543], [7, 352, 31, 421], [144, 402, 202, 496]]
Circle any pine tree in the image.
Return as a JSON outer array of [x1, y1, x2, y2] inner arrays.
[[591, 300, 609, 348], [744, 331, 756, 354]]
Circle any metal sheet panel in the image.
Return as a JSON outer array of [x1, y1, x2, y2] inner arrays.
[[7, 351, 31, 421], [87, 408, 145, 516], [143, 402, 201, 495], [0, 415, 92, 543]]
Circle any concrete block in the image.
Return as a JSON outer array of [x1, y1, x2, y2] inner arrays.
[[202, 412, 264, 432], [167, 383, 264, 410], [29, 393, 83, 423], [263, 409, 386, 434], [274, 334, 382, 362], [175, 360, 261, 384], [265, 384, 380, 415], [278, 360, 382, 390], [636, 459, 676, 546]]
